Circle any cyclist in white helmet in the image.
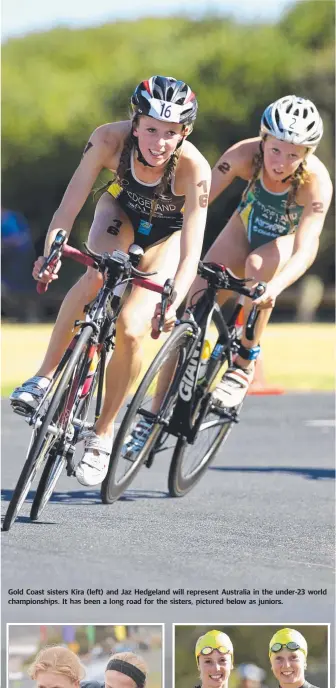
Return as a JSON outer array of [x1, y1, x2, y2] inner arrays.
[[10, 75, 211, 486], [191, 95, 332, 407]]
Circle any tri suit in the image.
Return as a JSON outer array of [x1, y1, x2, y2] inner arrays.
[[237, 170, 304, 251], [107, 149, 185, 251]]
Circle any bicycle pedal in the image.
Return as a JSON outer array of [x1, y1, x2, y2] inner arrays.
[[211, 404, 239, 422], [10, 401, 33, 418]]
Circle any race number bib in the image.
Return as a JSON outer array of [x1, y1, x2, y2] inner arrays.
[[148, 98, 182, 122]]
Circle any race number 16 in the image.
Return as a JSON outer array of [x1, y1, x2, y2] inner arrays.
[[160, 102, 172, 119]]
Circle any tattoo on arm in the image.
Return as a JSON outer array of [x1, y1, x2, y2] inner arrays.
[[312, 201, 324, 213], [107, 219, 122, 236], [197, 179, 209, 207], [82, 141, 93, 157], [217, 161, 231, 174]]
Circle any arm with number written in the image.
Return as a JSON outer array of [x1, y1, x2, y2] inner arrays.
[[253, 162, 333, 309]]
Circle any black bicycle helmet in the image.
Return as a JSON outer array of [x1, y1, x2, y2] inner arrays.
[[131, 75, 198, 125]]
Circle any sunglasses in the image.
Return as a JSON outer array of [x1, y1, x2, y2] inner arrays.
[[271, 642, 301, 652], [200, 646, 231, 656]]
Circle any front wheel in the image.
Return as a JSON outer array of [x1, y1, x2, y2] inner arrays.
[[2, 326, 93, 531], [168, 404, 239, 498], [101, 323, 194, 504]]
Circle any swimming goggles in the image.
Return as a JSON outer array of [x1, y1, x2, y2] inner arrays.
[[200, 646, 232, 656], [270, 642, 301, 652]]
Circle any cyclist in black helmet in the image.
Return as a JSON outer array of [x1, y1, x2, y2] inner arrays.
[[11, 75, 211, 487]]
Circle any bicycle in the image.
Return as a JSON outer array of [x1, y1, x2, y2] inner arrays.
[[3, 231, 173, 530], [101, 261, 265, 503]]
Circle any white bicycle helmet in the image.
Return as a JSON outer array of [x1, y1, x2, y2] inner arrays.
[[260, 95, 323, 147]]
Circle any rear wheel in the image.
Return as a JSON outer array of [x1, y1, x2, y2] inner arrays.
[[101, 323, 194, 504]]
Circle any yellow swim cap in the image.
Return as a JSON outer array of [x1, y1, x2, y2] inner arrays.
[[195, 630, 234, 664], [269, 628, 308, 657]]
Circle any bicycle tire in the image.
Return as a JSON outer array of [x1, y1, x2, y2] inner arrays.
[[101, 322, 194, 504], [2, 326, 93, 531], [30, 350, 102, 522], [167, 305, 241, 498], [167, 408, 237, 497]]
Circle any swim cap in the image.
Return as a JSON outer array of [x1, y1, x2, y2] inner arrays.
[[195, 630, 234, 664], [269, 628, 308, 657]]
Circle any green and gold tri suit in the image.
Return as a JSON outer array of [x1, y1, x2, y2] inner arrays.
[[237, 171, 304, 251]]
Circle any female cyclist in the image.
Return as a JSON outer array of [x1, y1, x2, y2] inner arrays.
[[269, 628, 319, 688], [10, 75, 211, 486], [195, 95, 332, 407], [194, 629, 234, 688], [28, 646, 86, 688], [81, 652, 148, 688]]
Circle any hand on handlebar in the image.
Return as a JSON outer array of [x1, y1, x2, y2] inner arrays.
[[151, 302, 177, 335], [150, 278, 176, 339], [251, 280, 278, 309], [33, 255, 62, 285]]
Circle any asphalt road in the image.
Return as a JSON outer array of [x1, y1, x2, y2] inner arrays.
[[1, 393, 335, 684]]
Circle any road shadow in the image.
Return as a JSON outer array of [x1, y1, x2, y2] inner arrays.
[[1, 488, 169, 507], [209, 466, 335, 480]]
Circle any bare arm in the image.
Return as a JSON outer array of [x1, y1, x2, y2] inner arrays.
[[43, 127, 116, 255], [254, 167, 333, 307], [172, 159, 212, 310], [209, 140, 252, 204]]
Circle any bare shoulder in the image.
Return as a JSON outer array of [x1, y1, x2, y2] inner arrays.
[[302, 153, 333, 202], [84, 120, 132, 168], [215, 137, 261, 180], [306, 153, 333, 187], [178, 140, 211, 177], [89, 120, 131, 144]]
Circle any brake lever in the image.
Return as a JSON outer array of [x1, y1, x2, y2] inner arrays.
[[37, 231, 66, 278], [151, 278, 175, 340], [245, 282, 267, 341]]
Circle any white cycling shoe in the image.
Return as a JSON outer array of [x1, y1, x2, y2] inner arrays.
[[212, 364, 255, 408], [75, 429, 113, 487], [10, 376, 51, 414], [123, 419, 154, 461]]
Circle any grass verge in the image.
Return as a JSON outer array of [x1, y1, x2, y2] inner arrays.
[[1, 322, 334, 396]]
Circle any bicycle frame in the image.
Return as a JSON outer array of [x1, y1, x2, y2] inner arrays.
[[33, 242, 170, 474], [164, 288, 232, 443], [140, 265, 262, 447]]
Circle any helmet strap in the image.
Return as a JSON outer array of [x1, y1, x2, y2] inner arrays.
[[131, 133, 156, 168]]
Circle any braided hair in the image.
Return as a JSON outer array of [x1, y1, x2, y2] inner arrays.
[[148, 144, 183, 222], [285, 159, 309, 229], [241, 135, 310, 230], [95, 115, 185, 218], [240, 139, 264, 206]]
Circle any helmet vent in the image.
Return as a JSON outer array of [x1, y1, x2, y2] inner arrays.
[[275, 109, 283, 131]]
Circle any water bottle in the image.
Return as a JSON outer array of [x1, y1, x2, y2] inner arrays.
[[197, 339, 212, 383]]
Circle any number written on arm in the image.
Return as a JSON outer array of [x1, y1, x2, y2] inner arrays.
[[197, 180, 209, 208]]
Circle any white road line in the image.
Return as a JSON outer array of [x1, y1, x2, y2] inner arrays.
[[305, 420, 335, 428]]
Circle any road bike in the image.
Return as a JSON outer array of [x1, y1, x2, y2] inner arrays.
[[3, 231, 172, 530], [101, 261, 265, 502]]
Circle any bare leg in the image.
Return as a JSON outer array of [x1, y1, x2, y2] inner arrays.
[[187, 211, 251, 308], [94, 232, 181, 436], [36, 193, 134, 378], [236, 233, 295, 369]]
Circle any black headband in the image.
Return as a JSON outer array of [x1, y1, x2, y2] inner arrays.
[[106, 659, 146, 687]]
